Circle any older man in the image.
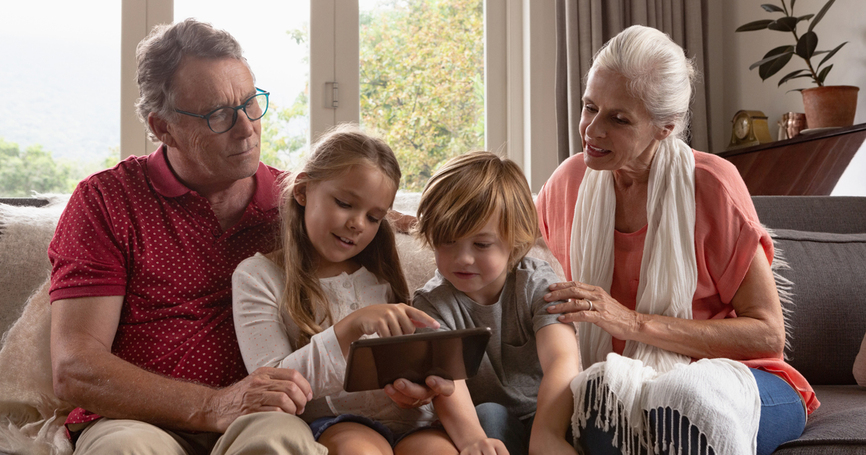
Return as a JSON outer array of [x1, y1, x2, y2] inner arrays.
[[48, 19, 325, 454]]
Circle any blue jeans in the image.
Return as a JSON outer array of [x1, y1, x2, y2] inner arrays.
[[577, 368, 806, 455], [475, 402, 534, 455]]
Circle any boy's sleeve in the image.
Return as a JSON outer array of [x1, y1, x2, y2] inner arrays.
[[412, 289, 457, 331], [529, 261, 574, 333]]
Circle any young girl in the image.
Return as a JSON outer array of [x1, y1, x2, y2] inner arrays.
[[232, 125, 500, 455], [413, 151, 581, 455]]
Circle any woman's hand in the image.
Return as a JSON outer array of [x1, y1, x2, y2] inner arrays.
[[544, 281, 642, 341], [334, 303, 440, 357], [544, 248, 786, 360]]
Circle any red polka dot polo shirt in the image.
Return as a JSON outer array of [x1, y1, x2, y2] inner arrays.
[[48, 146, 283, 427]]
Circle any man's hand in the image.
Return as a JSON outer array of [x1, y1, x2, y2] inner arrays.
[[207, 367, 313, 433], [52, 297, 314, 434], [383, 375, 455, 409], [386, 210, 417, 234]]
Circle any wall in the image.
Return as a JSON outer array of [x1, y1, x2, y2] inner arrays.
[[719, 0, 866, 195]]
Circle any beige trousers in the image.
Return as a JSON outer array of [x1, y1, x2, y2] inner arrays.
[[73, 412, 327, 455]]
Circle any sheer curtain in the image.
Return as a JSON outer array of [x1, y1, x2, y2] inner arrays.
[[555, 0, 711, 161]]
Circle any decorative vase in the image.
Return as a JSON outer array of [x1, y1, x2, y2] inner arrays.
[[801, 85, 859, 129]]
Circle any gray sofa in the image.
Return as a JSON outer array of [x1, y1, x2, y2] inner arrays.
[[751, 196, 866, 454], [0, 195, 865, 454]]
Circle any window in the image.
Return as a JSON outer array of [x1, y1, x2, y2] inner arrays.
[[176, 0, 488, 192], [358, 0, 485, 191], [0, 1, 556, 197], [0, 1, 121, 197]]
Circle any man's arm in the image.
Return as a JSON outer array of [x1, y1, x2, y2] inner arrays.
[[51, 296, 313, 433]]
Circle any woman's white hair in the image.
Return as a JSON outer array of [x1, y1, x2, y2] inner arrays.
[[590, 25, 697, 141]]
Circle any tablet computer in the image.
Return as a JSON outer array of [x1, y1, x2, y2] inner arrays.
[[343, 327, 492, 392]]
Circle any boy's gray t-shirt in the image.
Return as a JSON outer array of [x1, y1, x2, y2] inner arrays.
[[412, 256, 570, 420]]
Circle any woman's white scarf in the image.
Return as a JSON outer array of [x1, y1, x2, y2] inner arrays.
[[569, 138, 760, 454]]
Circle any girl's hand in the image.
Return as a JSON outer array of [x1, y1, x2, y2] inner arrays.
[[544, 281, 642, 341], [334, 303, 440, 357], [384, 375, 455, 409], [350, 303, 440, 338], [460, 438, 509, 455]]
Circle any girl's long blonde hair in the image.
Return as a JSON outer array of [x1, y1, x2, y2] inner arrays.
[[271, 124, 409, 348]]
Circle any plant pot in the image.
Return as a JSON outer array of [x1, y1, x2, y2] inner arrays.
[[801, 85, 859, 129]]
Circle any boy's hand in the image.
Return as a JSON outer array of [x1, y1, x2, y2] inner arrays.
[[384, 375, 455, 408], [529, 431, 577, 455], [460, 438, 509, 455]]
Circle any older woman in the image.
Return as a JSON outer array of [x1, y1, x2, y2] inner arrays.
[[536, 26, 817, 455]]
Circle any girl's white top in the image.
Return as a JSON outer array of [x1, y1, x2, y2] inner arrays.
[[232, 253, 436, 434]]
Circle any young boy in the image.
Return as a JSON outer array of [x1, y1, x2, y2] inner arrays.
[[413, 151, 580, 455]]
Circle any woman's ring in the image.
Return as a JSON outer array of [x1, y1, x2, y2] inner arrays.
[[586, 300, 593, 312]]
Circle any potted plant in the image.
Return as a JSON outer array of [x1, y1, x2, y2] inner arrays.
[[736, 0, 858, 129]]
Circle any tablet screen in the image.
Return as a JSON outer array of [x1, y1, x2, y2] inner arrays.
[[343, 327, 492, 392]]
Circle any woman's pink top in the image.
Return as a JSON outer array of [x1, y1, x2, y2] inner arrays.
[[536, 150, 819, 414]]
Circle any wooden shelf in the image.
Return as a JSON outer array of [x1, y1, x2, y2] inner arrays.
[[718, 123, 866, 195]]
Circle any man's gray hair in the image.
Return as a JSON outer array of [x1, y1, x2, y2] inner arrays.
[[135, 18, 250, 142]]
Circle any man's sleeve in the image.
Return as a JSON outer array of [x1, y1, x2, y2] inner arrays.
[[48, 181, 128, 301]]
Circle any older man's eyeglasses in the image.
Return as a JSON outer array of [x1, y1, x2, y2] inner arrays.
[[174, 88, 270, 134]]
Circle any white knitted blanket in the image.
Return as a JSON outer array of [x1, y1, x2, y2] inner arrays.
[[572, 353, 760, 454]]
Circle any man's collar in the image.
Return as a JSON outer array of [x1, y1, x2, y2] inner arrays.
[[146, 145, 280, 210], [251, 161, 279, 210], [146, 145, 189, 198]]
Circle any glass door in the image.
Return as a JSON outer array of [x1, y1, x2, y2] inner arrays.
[[358, 0, 484, 191]]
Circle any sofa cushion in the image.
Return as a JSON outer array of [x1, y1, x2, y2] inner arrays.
[[771, 229, 866, 385], [774, 385, 866, 454]]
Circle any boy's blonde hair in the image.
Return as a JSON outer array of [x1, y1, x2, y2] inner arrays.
[[271, 124, 409, 348], [416, 151, 540, 269]]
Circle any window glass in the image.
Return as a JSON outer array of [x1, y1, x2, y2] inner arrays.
[[359, 0, 484, 191], [0, 1, 121, 197], [174, 1, 311, 171]]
